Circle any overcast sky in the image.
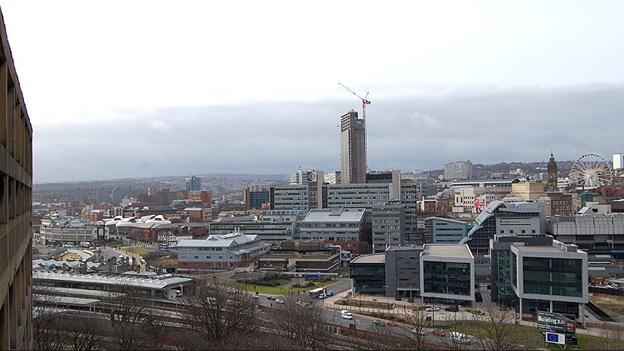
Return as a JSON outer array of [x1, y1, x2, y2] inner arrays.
[[1, 1, 623, 183]]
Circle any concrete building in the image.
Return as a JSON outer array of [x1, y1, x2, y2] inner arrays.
[[420, 244, 475, 305], [185, 176, 201, 192], [323, 171, 341, 185], [208, 215, 295, 246], [326, 183, 391, 210], [444, 160, 473, 180], [340, 110, 366, 184], [510, 239, 588, 318], [39, 219, 99, 245], [298, 208, 368, 253], [371, 201, 406, 253], [424, 217, 471, 244], [538, 192, 574, 217], [270, 170, 325, 211], [511, 182, 547, 201], [257, 240, 340, 272], [0, 8, 34, 348], [176, 233, 271, 271], [350, 253, 385, 294], [613, 154, 623, 171], [400, 180, 420, 243], [461, 201, 545, 255], [385, 245, 423, 298]]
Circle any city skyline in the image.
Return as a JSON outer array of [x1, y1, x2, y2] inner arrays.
[[1, 1, 623, 183]]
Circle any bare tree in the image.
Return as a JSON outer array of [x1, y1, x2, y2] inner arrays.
[[106, 285, 151, 351], [470, 304, 525, 350], [439, 312, 469, 351], [61, 313, 106, 351], [32, 287, 64, 351], [398, 306, 429, 351], [271, 294, 330, 350], [180, 279, 258, 349]]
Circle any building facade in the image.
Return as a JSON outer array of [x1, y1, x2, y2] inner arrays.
[[176, 233, 271, 271], [424, 217, 471, 244], [0, 9, 33, 348], [548, 214, 624, 257], [385, 246, 423, 298], [298, 208, 368, 253], [371, 201, 405, 253], [444, 160, 473, 180], [185, 176, 202, 192], [350, 253, 385, 294], [340, 110, 366, 184], [420, 244, 475, 305], [510, 240, 588, 318]]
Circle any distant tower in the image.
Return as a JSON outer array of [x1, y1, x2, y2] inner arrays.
[[546, 152, 558, 192], [340, 110, 366, 184], [185, 176, 202, 192]]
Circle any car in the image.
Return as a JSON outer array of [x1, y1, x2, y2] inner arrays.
[[372, 319, 384, 327], [385, 320, 397, 327], [340, 310, 352, 316], [341, 314, 353, 320], [267, 296, 275, 300], [449, 332, 471, 344], [275, 298, 284, 304], [425, 306, 440, 312], [444, 305, 459, 312], [431, 329, 448, 337], [251, 295, 260, 300]]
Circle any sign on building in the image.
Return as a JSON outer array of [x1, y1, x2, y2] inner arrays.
[[537, 311, 576, 335]]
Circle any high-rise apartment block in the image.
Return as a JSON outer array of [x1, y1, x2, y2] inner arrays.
[[444, 160, 473, 180], [340, 110, 366, 184], [0, 10, 34, 349], [185, 176, 201, 192]]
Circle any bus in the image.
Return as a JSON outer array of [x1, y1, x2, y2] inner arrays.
[[309, 287, 328, 298]]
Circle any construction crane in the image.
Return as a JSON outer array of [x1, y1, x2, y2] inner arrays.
[[337, 82, 371, 121]]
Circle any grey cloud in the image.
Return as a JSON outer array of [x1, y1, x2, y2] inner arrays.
[[34, 83, 624, 183]]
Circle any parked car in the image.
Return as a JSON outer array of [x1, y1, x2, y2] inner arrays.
[[275, 298, 284, 304], [340, 310, 352, 316], [425, 306, 440, 312], [449, 332, 471, 344], [341, 313, 353, 320], [445, 305, 459, 312]]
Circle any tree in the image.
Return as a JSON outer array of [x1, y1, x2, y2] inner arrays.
[[398, 306, 429, 350], [471, 303, 524, 350], [180, 279, 258, 349], [106, 285, 151, 351], [32, 287, 64, 351], [271, 294, 331, 350], [61, 313, 106, 351], [439, 311, 469, 351]]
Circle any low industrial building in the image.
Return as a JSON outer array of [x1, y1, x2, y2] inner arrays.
[[350, 253, 385, 294], [385, 245, 423, 298], [176, 232, 271, 271], [548, 213, 624, 257], [420, 244, 475, 305], [257, 240, 340, 272]]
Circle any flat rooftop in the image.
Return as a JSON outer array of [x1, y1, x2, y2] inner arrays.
[[33, 272, 193, 290], [511, 241, 583, 255], [422, 244, 473, 258], [302, 208, 366, 223], [350, 253, 385, 264]]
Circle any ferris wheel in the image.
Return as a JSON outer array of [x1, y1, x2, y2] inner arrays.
[[569, 153, 612, 189]]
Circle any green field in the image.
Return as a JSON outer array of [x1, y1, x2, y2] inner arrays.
[[452, 321, 621, 350], [123, 247, 150, 257], [224, 279, 333, 295]]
